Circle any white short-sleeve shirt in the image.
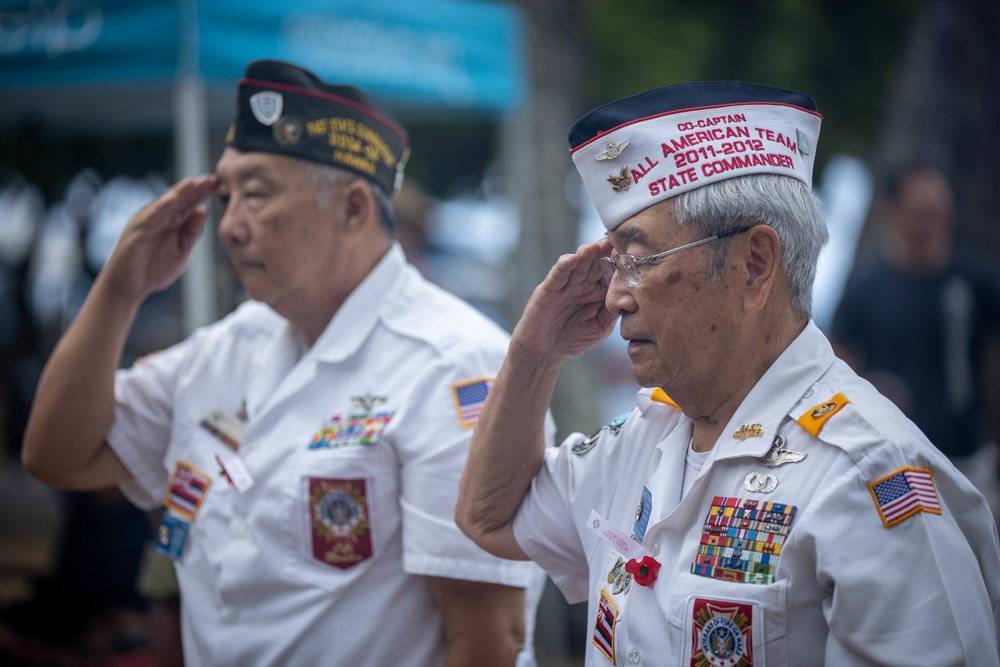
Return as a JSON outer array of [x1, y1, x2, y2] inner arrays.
[[108, 244, 546, 667], [514, 321, 1000, 667]]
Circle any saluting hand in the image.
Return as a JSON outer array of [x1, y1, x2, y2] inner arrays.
[[100, 175, 218, 302], [511, 238, 618, 360]]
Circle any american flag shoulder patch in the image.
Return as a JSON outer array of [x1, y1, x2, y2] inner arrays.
[[451, 377, 494, 428], [869, 466, 942, 528]]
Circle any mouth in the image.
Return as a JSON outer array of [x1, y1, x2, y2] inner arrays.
[[622, 332, 653, 352], [626, 339, 653, 352], [232, 259, 264, 272]]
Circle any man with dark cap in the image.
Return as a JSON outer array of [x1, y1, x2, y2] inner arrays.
[[22, 60, 545, 666], [457, 82, 1000, 665]]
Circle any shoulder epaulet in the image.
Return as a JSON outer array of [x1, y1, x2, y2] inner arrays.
[[650, 388, 679, 408], [796, 392, 850, 437]]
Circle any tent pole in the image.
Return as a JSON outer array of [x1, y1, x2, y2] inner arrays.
[[175, 0, 215, 334], [174, 74, 216, 333]]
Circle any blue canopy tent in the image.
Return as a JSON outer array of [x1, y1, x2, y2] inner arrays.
[[0, 0, 527, 329]]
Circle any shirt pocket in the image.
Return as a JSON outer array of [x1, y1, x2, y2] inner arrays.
[[279, 445, 396, 592], [666, 572, 788, 667]]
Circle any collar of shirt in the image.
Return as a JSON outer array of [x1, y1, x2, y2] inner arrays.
[[712, 320, 836, 462], [311, 242, 406, 364]]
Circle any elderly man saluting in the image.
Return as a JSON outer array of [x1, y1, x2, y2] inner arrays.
[[22, 60, 544, 666], [457, 82, 1000, 666]]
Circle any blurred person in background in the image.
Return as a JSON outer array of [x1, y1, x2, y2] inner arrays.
[[21, 59, 545, 667], [831, 161, 1000, 517], [457, 82, 1000, 665]]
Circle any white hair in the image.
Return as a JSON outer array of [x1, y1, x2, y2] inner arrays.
[[305, 162, 397, 233], [672, 174, 828, 318]]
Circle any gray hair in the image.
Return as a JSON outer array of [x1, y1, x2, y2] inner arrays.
[[306, 162, 398, 234], [672, 174, 828, 318]]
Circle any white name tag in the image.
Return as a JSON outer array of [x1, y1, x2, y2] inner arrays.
[[215, 451, 254, 493], [587, 509, 649, 560]]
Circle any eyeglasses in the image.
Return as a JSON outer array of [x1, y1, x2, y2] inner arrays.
[[601, 226, 752, 287]]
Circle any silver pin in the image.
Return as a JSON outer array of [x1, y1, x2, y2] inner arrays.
[[352, 394, 387, 412], [744, 472, 778, 493], [595, 140, 630, 161], [758, 435, 807, 468]]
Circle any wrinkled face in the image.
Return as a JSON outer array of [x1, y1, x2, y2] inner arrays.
[[215, 148, 348, 316], [888, 168, 954, 256], [605, 200, 738, 390]]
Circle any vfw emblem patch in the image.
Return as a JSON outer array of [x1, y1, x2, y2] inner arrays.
[[690, 598, 755, 667], [308, 477, 373, 569]]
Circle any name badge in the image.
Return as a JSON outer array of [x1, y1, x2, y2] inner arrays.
[[155, 512, 191, 561], [216, 451, 254, 493], [588, 510, 650, 561], [200, 408, 245, 451]]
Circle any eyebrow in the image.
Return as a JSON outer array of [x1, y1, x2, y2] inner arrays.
[[608, 226, 648, 247], [215, 165, 272, 187]]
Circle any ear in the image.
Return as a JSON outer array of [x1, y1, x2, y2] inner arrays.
[[740, 225, 780, 314], [340, 179, 377, 237]]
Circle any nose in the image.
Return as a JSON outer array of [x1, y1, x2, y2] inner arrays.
[[217, 195, 250, 248], [605, 269, 638, 316]]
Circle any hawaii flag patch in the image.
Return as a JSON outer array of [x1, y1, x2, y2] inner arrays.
[[869, 466, 942, 528], [163, 460, 211, 522], [593, 589, 618, 664], [451, 377, 493, 428]]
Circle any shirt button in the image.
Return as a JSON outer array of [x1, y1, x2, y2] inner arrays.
[[628, 646, 640, 663], [650, 543, 660, 556], [222, 608, 240, 624], [232, 521, 248, 537]]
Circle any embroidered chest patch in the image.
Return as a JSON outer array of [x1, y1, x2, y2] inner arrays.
[[691, 496, 797, 585], [690, 598, 755, 667], [307, 477, 373, 569]]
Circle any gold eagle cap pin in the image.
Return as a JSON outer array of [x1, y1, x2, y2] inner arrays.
[[607, 165, 631, 192]]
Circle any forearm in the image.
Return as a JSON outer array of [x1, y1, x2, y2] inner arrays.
[[457, 339, 563, 558], [429, 576, 526, 667], [22, 272, 142, 488], [443, 636, 522, 667]]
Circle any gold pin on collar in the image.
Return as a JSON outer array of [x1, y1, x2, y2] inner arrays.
[[734, 423, 763, 439]]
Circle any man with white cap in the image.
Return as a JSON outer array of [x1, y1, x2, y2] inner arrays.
[[457, 82, 1000, 665], [22, 60, 545, 666]]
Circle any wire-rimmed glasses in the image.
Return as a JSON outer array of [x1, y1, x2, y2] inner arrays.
[[600, 226, 752, 287]]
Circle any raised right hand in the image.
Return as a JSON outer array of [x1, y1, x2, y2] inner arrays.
[[511, 238, 618, 361], [100, 175, 218, 301]]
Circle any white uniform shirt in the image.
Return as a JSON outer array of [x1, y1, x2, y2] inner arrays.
[[108, 244, 545, 666], [514, 321, 1000, 666]]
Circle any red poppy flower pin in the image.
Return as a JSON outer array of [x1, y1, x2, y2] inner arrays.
[[625, 555, 661, 586]]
